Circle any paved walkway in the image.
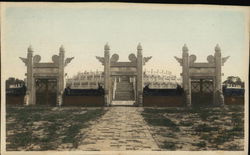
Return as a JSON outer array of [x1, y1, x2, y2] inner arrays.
[[77, 107, 160, 151]]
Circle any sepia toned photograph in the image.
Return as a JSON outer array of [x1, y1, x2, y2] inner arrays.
[[1, 2, 249, 155]]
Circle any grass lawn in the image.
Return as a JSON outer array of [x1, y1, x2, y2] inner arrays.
[[142, 105, 244, 151], [6, 105, 107, 151]]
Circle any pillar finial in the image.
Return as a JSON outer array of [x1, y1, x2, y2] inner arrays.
[[28, 45, 33, 53], [104, 43, 110, 50], [215, 44, 221, 52], [137, 43, 142, 50], [182, 44, 188, 53], [60, 45, 65, 52]]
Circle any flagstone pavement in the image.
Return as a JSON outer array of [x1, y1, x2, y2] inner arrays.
[[77, 107, 161, 151]]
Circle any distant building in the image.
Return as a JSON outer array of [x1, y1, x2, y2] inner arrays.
[[223, 76, 244, 89], [66, 69, 181, 89], [5, 77, 25, 89]]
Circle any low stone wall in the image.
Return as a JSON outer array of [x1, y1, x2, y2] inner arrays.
[[5, 95, 243, 106], [63, 96, 105, 106], [6, 95, 24, 105], [143, 95, 184, 107], [225, 96, 244, 105]]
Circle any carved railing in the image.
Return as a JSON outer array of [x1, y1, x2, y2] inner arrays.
[[112, 77, 117, 100], [132, 77, 136, 100]]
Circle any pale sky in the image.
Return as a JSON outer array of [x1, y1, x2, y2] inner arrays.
[[1, 3, 249, 82]]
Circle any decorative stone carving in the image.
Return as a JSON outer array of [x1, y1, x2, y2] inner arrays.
[[20, 45, 73, 106], [96, 56, 105, 65], [137, 43, 142, 50], [52, 55, 59, 64], [64, 57, 74, 67], [33, 55, 41, 63], [215, 89, 224, 105], [182, 44, 188, 52], [129, 53, 137, 62], [104, 43, 110, 50], [143, 56, 152, 65], [110, 54, 119, 62], [19, 57, 28, 66], [24, 91, 30, 105], [222, 56, 230, 65], [174, 56, 182, 66], [215, 44, 221, 52], [96, 43, 152, 106], [57, 91, 63, 106], [175, 44, 229, 106], [207, 55, 215, 63], [28, 45, 33, 53], [60, 45, 65, 53], [189, 55, 196, 64]]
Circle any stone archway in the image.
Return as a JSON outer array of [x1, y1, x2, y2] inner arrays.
[[20, 45, 74, 106], [175, 44, 229, 106], [96, 43, 152, 106]]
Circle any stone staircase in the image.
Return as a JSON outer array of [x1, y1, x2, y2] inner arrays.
[[114, 76, 134, 101]]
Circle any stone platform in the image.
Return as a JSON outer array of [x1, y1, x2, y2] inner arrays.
[[111, 101, 135, 106]]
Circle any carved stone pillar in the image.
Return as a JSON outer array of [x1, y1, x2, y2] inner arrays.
[[104, 44, 111, 106], [214, 44, 223, 105], [58, 45, 65, 106], [136, 43, 143, 106], [214, 44, 222, 91], [182, 44, 191, 106], [26, 46, 34, 105]]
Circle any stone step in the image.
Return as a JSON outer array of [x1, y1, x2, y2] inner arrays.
[[115, 94, 134, 98], [111, 101, 135, 106], [115, 80, 134, 100], [115, 92, 134, 95], [115, 90, 133, 93], [115, 95, 134, 99], [116, 87, 133, 90], [115, 95, 134, 98], [116, 83, 133, 86], [114, 97, 134, 100], [115, 92, 134, 100]]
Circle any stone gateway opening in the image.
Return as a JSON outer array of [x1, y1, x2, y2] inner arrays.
[[96, 43, 151, 106], [35, 79, 57, 106], [113, 76, 135, 101], [191, 79, 214, 105]]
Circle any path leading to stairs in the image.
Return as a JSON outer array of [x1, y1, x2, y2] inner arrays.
[[77, 106, 160, 151]]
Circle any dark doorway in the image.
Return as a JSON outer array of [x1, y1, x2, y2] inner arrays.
[[36, 78, 57, 106], [191, 79, 213, 106]]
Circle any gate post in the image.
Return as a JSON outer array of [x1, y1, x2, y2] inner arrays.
[[214, 44, 224, 105], [26, 46, 34, 105], [182, 44, 191, 106], [58, 45, 65, 106], [136, 43, 143, 106], [104, 43, 111, 106]]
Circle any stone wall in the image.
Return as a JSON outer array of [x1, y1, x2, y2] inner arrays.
[[5, 94, 244, 106], [143, 95, 184, 107], [63, 96, 104, 106], [6, 95, 24, 105], [225, 96, 244, 105]]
